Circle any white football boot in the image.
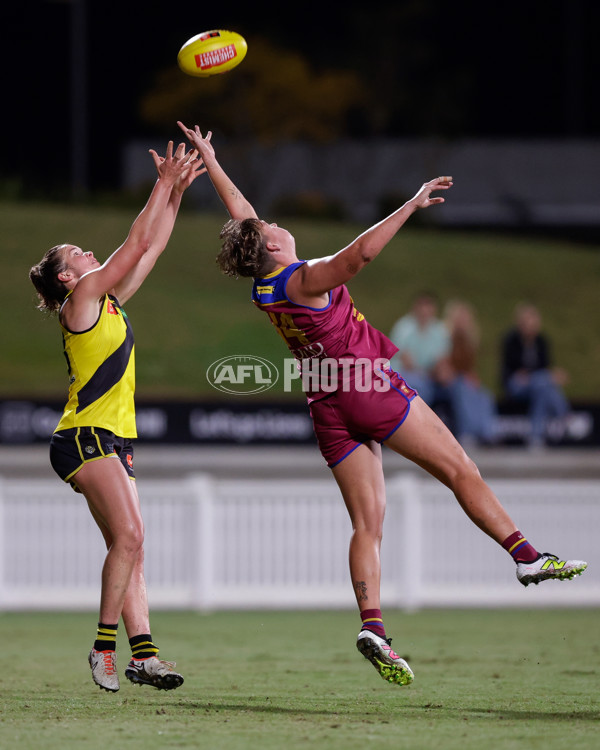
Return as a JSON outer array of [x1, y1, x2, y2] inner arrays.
[[516, 553, 587, 587], [356, 630, 414, 686], [88, 649, 120, 692], [125, 656, 184, 690]]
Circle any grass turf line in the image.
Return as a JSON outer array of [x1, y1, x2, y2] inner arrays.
[[0, 609, 598, 750]]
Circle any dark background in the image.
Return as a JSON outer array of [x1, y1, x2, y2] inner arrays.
[[2, 0, 598, 195]]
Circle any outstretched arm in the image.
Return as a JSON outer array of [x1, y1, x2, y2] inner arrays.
[[62, 142, 201, 330], [286, 177, 453, 306], [177, 121, 258, 220], [113, 143, 206, 304]]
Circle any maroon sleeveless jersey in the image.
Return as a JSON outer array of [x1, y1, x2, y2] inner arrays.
[[251, 261, 399, 402]]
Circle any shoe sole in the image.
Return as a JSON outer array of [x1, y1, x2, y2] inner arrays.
[[356, 637, 414, 686], [519, 562, 587, 587], [125, 668, 184, 690], [92, 682, 120, 693]]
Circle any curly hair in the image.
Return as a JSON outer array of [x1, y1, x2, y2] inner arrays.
[[29, 244, 70, 313], [217, 218, 274, 278]]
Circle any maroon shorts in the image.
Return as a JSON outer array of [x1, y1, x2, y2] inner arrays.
[[309, 369, 417, 467]]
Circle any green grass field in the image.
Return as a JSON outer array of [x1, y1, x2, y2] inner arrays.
[[4, 199, 600, 399], [1, 609, 598, 749]]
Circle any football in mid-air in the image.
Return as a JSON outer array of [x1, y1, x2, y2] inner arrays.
[[177, 30, 247, 77]]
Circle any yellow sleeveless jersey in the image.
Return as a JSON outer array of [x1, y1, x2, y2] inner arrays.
[[54, 293, 137, 438]]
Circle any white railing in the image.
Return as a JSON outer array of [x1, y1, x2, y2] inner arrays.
[[0, 475, 598, 611]]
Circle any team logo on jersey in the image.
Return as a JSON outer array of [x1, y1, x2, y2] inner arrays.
[[256, 285, 275, 295], [107, 300, 118, 315], [206, 355, 279, 395]]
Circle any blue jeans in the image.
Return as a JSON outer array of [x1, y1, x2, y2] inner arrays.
[[506, 369, 570, 443], [448, 376, 497, 444]]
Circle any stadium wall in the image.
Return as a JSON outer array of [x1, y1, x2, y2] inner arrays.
[[2, 398, 600, 447]]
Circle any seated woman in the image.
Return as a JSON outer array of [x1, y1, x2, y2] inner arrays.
[[443, 299, 498, 446], [501, 302, 570, 448]]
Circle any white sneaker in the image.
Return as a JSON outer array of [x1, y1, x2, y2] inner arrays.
[[356, 630, 414, 686], [516, 553, 587, 587], [125, 656, 184, 690], [88, 649, 119, 692]]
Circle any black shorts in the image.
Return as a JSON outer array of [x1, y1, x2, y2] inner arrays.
[[50, 427, 135, 491]]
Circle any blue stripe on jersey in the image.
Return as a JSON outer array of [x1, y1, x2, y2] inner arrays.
[[251, 261, 305, 306]]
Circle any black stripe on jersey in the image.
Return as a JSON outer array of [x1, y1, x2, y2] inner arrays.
[[75, 317, 134, 414], [62, 333, 72, 377]]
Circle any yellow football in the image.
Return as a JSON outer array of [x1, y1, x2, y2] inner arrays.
[[177, 30, 248, 77]]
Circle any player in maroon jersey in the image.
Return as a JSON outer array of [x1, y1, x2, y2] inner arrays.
[[178, 121, 587, 686]]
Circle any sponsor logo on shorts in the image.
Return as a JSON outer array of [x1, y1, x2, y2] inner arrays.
[[84, 445, 96, 454], [126, 454, 133, 469]]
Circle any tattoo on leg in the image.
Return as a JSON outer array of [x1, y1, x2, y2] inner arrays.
[[353, 580, 368, 602]]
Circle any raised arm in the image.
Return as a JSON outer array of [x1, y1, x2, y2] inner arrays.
[[62, 142, 199, 330], [112, 142, 206, 304], [177, 121, 258, 220], [286, 177, 453, 306]]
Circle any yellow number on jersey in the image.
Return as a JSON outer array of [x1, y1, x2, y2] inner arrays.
[[267, 312, 310, 345]]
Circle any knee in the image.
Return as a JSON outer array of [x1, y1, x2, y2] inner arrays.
[[445, 452, 482, 490], [114, 521, 145, 555], [131, 544, 145, 572], [351, 504, 385, 543], [353, 523, 383, 547]]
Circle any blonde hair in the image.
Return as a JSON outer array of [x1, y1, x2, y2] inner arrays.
[[444, 299, 480, 347], [217, 218, 275, 278]]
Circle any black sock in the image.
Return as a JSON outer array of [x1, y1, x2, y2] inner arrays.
[[129, 633, 159, 660], [94, 622, 118, 652]]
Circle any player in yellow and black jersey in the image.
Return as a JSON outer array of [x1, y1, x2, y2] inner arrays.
[[56, 291, 136, 439], [29, 140, 206, 693]]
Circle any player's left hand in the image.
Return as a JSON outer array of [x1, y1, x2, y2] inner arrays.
[[409, 176, 453, 210], [150, 142, 206, 194], [177, 121, 215, 163]]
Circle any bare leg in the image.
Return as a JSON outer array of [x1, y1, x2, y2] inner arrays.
[[385, 396, 517, 543], [85, 476, 151, 637], [120, 489, 151, 638], [331, 441, 387, 611], [75, 457, 146, 626], [80, 461, 184, 691], [333, 442, 416, 685]]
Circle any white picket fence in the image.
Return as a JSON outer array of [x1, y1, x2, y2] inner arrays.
[[0, 475, 598, 611]]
